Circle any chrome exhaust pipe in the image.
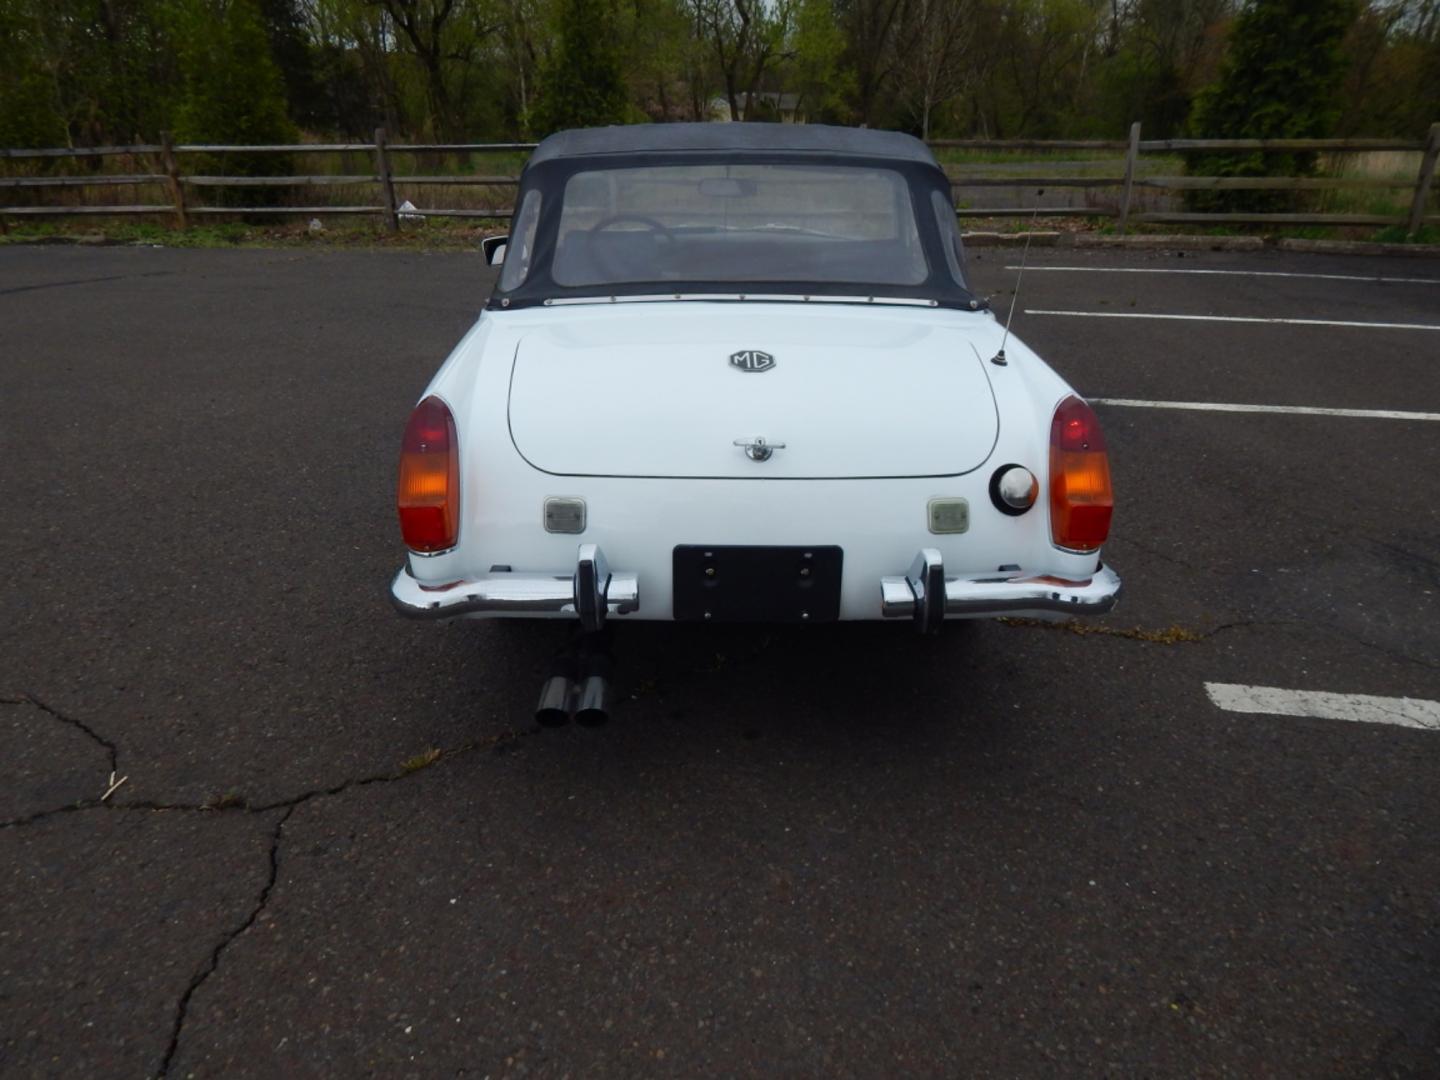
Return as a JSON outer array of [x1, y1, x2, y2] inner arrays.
[[573, 652, 613, 727], [574, 675, 611, 727], [535, 674, 574, 727]]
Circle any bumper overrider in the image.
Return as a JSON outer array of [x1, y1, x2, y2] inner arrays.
[[881, 548, 1121, 632], [390, 544, 1120, 630], [390, 544, 639, 633]]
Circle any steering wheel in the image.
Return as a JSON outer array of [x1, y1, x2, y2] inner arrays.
[[588, 214, 675, 277]]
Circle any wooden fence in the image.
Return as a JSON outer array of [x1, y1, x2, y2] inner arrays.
[[2, 122, 1437, 237]]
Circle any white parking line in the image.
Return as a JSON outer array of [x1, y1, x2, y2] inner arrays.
[[1025, 309, 1440, 332], [1205, 683, 1440, 731], [1092, 398, 1440, 422], [1008, 266, 1440, 286]]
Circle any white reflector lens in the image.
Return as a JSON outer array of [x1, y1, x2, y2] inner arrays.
[[927, 498, 969, 534]]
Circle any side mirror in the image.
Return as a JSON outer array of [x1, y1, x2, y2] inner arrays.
[[481, 235, 508, 266]]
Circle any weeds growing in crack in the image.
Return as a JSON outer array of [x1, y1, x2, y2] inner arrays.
[[243, 729, 525, 812], [2, 729, 529, 831], [997, 618, 1284, 644], [1000, 617, 1209, 643], [1001, 616, 1440, 670], [400, 747, 443, 774]]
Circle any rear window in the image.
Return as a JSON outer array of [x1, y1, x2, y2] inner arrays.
[[551, 163, 928, 289]]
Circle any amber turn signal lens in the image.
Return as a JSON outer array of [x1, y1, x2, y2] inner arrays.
[[397, 396, 459, 552], [1049, 395, 1113, 552]]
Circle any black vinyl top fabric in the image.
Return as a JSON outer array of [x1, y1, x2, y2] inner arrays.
[[526, 123, 939, 169], [491, 128, 978, 311]]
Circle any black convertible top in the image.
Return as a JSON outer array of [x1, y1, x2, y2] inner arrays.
[[492, 122, 977, 311], [527, 123, 940, 169]]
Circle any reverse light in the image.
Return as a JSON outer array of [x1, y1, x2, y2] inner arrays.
[[1049, 396, 1113, 552], [397, 396, 459, 553], [990, 464, 1038, 515]]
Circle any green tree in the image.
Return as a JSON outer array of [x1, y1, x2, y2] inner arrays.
[[690, 0, 796, 122], [0, 0, 66, 147], [835, 0, 906, 127], [790, 0, 851, 121], [1093, 0, 1234, 138], [535, 0, 629, 131], [620, 0, 696, 121], [894, 0, 976, 139], [0, 0, 178, 147], [1340, 0, 1440, 136], [369, 0, 503, 140], [257, 0, 323, 126], [995, 0, 1107, 137], [1186, 0, 1360, 210], [174, 0, 296, 182]]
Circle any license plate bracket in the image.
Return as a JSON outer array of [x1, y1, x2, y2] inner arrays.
[[673, 545, 843, 623]]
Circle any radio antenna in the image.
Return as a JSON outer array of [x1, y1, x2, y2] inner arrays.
[[991, 188, 1045, 367]]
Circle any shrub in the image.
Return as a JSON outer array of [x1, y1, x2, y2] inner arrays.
[[174, 0, 297, 192], [534, 0, 630, 135], [1185, 0, 1358, 213]]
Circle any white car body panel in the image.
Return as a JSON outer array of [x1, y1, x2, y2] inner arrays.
[[399, 300, 1107, 622], [507, 307, 999, 479]]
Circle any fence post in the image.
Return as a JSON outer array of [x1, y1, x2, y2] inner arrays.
[[1407, 122, 1440, 238], [1118, 121, 1141, 234], [160, 131, 187, 229], [374, 127, 399, 232]]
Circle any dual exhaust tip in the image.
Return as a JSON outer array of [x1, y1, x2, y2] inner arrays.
[[536, 653, 613, 727]]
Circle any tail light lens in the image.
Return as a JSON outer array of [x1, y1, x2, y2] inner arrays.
[[1049, 395, 1113, 552], [397, 396, 459, 552]]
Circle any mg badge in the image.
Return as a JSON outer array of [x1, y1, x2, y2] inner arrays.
[[729, 349, 775, 373]]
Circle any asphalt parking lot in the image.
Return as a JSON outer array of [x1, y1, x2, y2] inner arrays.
[[3, 241, 1439, 1077]]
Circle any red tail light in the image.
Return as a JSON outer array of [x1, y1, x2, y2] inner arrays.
[[1049, 395, 1113, 552], [397, 396, 459, 552]]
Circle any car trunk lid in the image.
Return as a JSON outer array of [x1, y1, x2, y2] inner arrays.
[[506, 305, 998, 479]]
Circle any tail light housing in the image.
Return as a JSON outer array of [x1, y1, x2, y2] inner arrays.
[[397, 396, 460, 552], [1049, 395, 1113, 552]]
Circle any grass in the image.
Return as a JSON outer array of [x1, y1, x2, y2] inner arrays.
[[8, 220, 253, 246], [1372, 223, 1440, 243], [1092, 221, 1243, 237], [399, 747, 443, 774], [1000, 618, 1211, 643]]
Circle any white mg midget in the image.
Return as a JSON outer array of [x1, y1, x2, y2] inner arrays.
[[390, 125, 1119, 676]]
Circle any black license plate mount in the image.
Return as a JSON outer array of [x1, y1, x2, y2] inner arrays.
[[673, 545, 843, 623]]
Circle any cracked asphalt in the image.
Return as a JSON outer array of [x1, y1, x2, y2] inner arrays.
[[2, 243, 1438, 1077]]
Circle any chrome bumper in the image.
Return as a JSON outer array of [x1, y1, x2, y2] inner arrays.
[[390, 543, 639, 632], [881, 548, 1121, 632]]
